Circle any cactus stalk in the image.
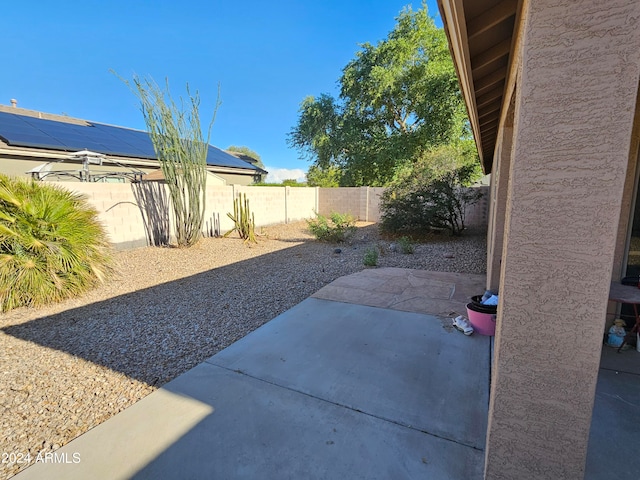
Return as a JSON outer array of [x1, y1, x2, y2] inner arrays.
[[224, 193, 257, 243]]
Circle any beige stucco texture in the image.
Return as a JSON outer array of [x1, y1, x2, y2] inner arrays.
[[485, 1, 640, 479], [486, 104, 513, 292]]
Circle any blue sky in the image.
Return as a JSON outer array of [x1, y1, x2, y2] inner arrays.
[[2, 1, 441, 182]]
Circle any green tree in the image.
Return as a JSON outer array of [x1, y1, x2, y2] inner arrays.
[[226, 145, 265, 170], [306, 165, 341, 187], [282, 179, 304, 187], [289, 94, 343, 171], [227, 145, 266, 182], [126, 75, 218, 247], [288, 4, 469, 186], [0, 175, 112, 311]]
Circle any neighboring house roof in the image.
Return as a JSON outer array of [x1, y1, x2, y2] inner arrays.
[[0, 107, 265, 174]]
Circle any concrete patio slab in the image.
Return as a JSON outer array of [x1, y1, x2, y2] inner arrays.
[[586, 349, 640, 480], [210, 298, 490, 449], [15, 362, 484, 480], [312, 268, 486, 317], [13, 269, 490, 480]]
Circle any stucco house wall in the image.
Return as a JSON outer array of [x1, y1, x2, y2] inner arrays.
[[439, 0, 640, 478]]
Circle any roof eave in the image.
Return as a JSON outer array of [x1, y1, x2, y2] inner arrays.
[[438, 0, 520, 175], [438, 0, 486, 169]]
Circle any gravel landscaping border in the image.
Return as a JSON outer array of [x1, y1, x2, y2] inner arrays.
[[0, 221, 486, 478]]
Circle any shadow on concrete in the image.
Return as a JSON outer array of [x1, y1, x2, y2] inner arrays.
[[6, 226, 639, 478], [14, 298, 491, 480], [1, 224, 482, 387], [130, 297, 491, 479], [585, 346, 640, 479]]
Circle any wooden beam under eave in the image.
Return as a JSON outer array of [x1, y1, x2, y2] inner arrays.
[[475, 67, 508, 96], [481, 125, 498, 139], [478, 101, 502, 120], [481, 125, 499, 138], [482, 146, 496, 162], [467, 0, 518, 41], [482, 140, 496, 154], [480, 117, 500, 131], [471, 38, 512, 72], [479, 113, 500, 127], [476, 86, 504, 109]]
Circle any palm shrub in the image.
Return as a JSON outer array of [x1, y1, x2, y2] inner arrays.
[[0, 175, 112, 312]]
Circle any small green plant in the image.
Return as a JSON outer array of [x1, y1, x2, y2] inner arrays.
[[224, 193, 257, 243], [398, 236, 415, 254], [0, 175, 112, 312], [363, 248, 379, 267], [307, 211, 356, 243]]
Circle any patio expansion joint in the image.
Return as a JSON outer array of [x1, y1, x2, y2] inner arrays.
[[208, 361, 485, 453], [599, 366, 640, 377]]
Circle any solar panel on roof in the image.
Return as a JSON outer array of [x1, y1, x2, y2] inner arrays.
[[91, 124, 160, 158], [4, 134, 67, 149], [205, 145, 261, 169], [0, 111, 262, 172]]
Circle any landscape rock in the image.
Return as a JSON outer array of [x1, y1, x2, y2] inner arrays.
[[0, 221, 486, 478]]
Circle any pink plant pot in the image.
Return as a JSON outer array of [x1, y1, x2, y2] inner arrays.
[[466, 303, 496, 336]]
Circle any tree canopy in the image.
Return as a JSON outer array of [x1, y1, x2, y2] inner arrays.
[[226, 145, 265, 170], [227, 145, 266, 182], [306, 164, 341, 187], [288, 4, 472, 186]]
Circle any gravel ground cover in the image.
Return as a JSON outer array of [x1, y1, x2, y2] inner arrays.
[[0, 221, 486, 478]]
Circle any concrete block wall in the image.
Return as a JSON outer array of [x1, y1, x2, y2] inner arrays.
[[465, 186, 490, 229], [235, 186, 288, 227], [202, 185, 236, 237], [63, 183, 489, 250], [65, 183, 321, 249], [284, 187, 318, 223], [69, 183, 149, 250], [318, 187, 364, 220], [319, 186, 487, 226], [319, 186, 406, 223], [366, 188, 385, 222]]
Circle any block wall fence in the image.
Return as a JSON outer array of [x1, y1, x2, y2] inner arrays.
[[67, 183, 490, 250]]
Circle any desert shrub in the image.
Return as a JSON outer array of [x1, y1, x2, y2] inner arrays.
[[380, 145, 483, 236], [398, 236, 415, 254], [307, 212, 356, 243], [363, 248, 379, 266], [0, 175, 112, 311]]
